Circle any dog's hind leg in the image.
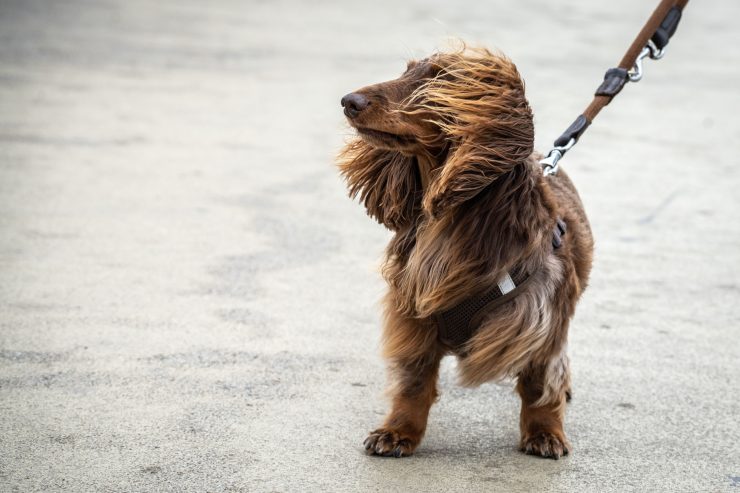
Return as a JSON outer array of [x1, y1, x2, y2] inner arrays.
[[516, 351, 571, 459], [363, 335, 442, 458]]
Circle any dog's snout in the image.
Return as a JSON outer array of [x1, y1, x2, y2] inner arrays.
[[341, 93, 370, 118]]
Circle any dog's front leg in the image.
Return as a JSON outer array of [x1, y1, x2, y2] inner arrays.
[[516, 356, 571, 459], [364, 340, 441, 458], [364, 354, 441, 457]]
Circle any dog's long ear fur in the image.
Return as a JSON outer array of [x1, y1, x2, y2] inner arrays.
[[410, 50, 534, 217], [338, 139, 420, 231]]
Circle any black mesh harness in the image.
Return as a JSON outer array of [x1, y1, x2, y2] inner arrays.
[[434, 219, 566, 349]]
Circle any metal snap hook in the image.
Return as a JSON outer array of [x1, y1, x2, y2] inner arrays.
[[540, 138, 576, 176], [628, 46, 651, 82]]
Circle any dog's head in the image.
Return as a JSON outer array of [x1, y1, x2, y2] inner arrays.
[[339, 48, 533, 228]]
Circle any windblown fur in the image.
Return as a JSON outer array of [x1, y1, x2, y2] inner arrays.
[[338, 47, 593, 459]]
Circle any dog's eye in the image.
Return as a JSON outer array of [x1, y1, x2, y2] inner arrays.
[[404, 60, 439, 81]]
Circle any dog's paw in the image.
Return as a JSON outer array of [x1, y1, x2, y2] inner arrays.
[[363, 428, 417, 458], [520, 431, 570, 460]]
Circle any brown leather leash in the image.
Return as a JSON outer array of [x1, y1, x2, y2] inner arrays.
[[540, 0, 690, 175], [435, 0, 690, 348]]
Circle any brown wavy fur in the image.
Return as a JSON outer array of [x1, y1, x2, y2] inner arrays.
[[338, 47, 593, 459]]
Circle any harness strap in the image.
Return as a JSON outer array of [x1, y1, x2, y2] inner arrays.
[[541, 0, 689, 176], [435, 266, 530, 349], [435, 219, 566, 349]]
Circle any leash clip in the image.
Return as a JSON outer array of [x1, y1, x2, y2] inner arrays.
[[628, 40, 665, 82], [540, 138, 575, 176]]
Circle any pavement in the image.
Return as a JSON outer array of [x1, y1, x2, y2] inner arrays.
[[1, 0, 739, 491]]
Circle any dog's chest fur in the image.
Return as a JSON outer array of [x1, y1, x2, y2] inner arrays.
[[385, 159, 557, 321]]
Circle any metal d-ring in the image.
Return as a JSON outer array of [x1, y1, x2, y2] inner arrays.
[[647, 39, 666, 60]]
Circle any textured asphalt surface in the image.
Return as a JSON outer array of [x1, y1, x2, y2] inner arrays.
[[1, 1, 739, 491]]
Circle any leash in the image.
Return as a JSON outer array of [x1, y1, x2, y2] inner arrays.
[[540, 0, 689, 176]]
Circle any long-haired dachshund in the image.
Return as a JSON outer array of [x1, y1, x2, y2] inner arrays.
[[338, 48, 593, 459]]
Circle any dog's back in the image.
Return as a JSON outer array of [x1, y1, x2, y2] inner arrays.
[[548, 168, 594, 288]]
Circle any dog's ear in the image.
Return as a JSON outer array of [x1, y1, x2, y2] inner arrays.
[[338, 140, 420, 230], [419, 52, 534, 217]]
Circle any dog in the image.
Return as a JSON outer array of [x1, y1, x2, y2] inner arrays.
[[338, 48, 593, 459]]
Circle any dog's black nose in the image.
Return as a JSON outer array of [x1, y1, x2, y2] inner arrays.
[[341, 93, 370, 118]]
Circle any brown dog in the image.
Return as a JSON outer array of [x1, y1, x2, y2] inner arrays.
[[338, 48, 593, 459]]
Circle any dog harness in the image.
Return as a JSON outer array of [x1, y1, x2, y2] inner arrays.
[[434, 219, 566, 349]]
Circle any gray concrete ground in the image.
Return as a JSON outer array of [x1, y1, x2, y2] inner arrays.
[[1, 0, 739, 491]]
